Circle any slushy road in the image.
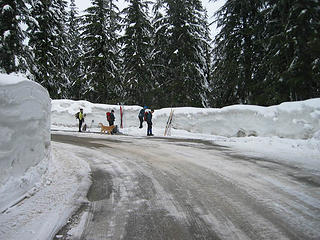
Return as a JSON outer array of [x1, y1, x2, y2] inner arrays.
[[52, 133, 320, 240]]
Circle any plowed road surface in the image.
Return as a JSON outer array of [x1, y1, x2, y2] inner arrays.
[[52, 133, 320, 240]]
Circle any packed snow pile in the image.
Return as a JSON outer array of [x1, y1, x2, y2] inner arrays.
[[52, 98, 320, 139], [0, 73, 51, 212], [51, 100, 138, 129], [158, 99, 320, 139]]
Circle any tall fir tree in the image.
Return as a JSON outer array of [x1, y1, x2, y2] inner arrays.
[[26, 0, 69, 99], [263, 0, 320, 103], [121, 0, 154, 106], [152, 4, 171, 108], [210, 0, 266, 107], [0, 0, 27, 73], [81, 0, 122, 104], [66, 0, 84, 99], [154, 0, 211, 107], [211, 0, 319, 107]]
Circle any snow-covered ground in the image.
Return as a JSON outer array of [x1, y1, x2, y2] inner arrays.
[[1, 73, 320, 239], [0, 74, 91, 239], [0, 74, 51, 213]]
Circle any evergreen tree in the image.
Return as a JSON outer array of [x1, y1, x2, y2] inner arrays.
[[26, 0, 69, 99], [155, 0, 211, 107], [264, 0, 320, 103], [0, 0, 27, 73], [121, 0, 154, 106], [81, 0, 122, 104], [152, 5, 171, 108], [66, 0, 83, 99], [199, 9, 212, 107], [210, 0, 266, 107], [211, 0, 319, 107]]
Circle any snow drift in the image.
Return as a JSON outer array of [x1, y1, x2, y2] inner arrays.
[[51, 98, 320, 139], [0, 74, 51, 212]]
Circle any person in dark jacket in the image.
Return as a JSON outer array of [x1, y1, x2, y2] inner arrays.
[[108, 109, 115, 126], [138, 106, 147, 128], [146, 109, 154, 136], [75, 108, 85, 132]]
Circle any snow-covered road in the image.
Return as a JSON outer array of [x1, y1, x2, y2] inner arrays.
[[52, 133, 320, 240]]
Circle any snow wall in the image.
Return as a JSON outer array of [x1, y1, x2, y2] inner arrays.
[[0, 74, 51, 212], [51, 98, 320, 139]]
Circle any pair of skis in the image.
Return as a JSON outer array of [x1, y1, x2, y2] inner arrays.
[[164, 109, 174, 136], [120, 106, 123, 128]]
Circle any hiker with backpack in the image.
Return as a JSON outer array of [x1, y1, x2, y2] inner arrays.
[[75, 108, 85, 132], [145, 109, 154, 136], [106, 109, 115, 126], [138, 106, 147, 128]]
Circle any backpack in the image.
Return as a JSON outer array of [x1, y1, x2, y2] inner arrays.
[[106, 112, 111, 121], [75, 112, 79, 119], [144, 111, 148, 121], [139, 109, 145, 118]]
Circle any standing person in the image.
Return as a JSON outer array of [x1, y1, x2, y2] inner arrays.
[[138, 106, 147, 128], [146, 109, 154, 136], [107, 109, 115, 126], [75, 108, 85, 132]]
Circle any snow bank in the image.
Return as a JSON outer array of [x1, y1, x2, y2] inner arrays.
[[157, 99, 320, 139], [51, 99, 142, 129], [51, 98, 320, 139], [0, 73, 51, 212]]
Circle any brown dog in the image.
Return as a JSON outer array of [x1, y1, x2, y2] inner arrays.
[[98, 123, 115, 134]]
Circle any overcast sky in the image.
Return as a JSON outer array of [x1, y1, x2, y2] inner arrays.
[[71, 0, 225, 37]]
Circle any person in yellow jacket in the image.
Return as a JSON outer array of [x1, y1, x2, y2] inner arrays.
[[75, 108, 85, 132]]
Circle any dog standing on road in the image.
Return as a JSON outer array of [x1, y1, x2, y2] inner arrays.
[[98, 123, 115, 134]]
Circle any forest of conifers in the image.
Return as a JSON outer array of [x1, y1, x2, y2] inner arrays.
[[1, 0, 319, 108]]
